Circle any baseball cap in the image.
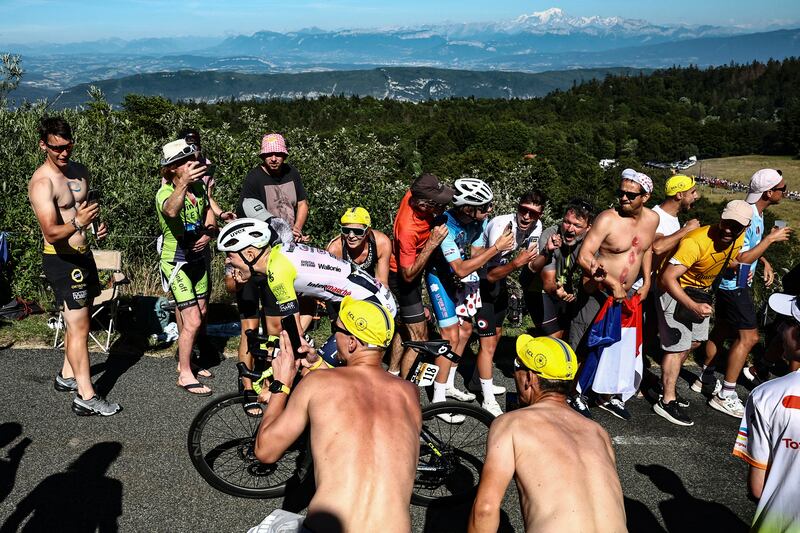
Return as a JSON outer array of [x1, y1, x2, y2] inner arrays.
[[621, 170, 653, 194], [665, 175, 696, 196], [411, 173, 454, 204], [768, 293, 800, 323], [338, 296, 395, 348], [745, 169, 783, 203], [514, 335, 578, 381], [242, 198, 275, 222], [160, 139, 198, 167], [341, 207, 371, 226], [260, 133, 288, 156], [720, 199, 753, 226]]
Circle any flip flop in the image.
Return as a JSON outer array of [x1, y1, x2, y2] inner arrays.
[[192, 365, 214, 379], [177, 382, 212, 397], [243, 401, 263, 418]]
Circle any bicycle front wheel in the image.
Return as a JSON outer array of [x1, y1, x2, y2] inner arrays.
[[187, 391, 307, 498], [412, 401, 495, 506]]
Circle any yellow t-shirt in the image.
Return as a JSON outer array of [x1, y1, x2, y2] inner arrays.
[[669, 225, 745, 289]]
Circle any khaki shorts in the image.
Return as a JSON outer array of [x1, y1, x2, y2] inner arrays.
[[657, 291, 710, 353]]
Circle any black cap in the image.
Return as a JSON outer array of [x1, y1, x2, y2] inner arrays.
[[411, 173, 454, 204]]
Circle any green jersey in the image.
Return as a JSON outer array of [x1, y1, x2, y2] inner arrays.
[[156, 181, 208, 263]]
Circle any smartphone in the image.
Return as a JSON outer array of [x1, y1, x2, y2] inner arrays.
[[528, 235, 539, 250], [205, 164, 217, 178], [280, 315, 304, 358], [86, 190, 101, 234], [775, 220, 787, 228], [504, 221, 513, 234]]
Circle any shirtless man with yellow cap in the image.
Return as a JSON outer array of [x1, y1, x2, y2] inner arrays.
[[252, 296, 422, 533], [469, 335, 626, 533]]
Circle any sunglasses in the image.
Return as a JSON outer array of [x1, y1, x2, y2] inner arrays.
[[616, 189, 646, 200], [165, 145, 198, 165], [417, 200, 446, 210], [332, 323, 352, 337], [568, 199, 594, 212], [476, 202, 493, 213], [518, 205, 543, 218], [771, 185, 787, 193], [341, 226, 368, 237], [45, 141, 74, 153], [184, 134, 200, 145]]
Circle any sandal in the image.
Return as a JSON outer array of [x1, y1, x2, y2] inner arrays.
[[177, 382, 212, 397], [243, 401, 263, 418]]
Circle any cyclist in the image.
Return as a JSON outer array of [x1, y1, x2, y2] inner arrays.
[[326, 207, 391, 286], [426, 178, 514, 421], [156, 138, 216, 396], [217, 218, 397, 361], [251, 296, 421, 533]]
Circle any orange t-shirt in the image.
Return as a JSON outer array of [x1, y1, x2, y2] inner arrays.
[[389, 191, 434, 273]]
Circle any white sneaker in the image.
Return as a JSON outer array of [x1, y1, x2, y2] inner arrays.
[[708, 393, 745, 418], [482, 400, 503, 417], [435, 411, 466, 424], [690, 377, 722, 396], [467, 380, 506, 396], [445, 387, 476, 402]]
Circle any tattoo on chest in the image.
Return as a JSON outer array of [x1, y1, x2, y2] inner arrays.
[[68, 182, 82, 193]]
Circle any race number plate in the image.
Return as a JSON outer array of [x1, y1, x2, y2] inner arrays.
[[412, 362, 439, 387]]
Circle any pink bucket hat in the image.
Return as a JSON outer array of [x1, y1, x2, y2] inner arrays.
[[260, 133, 288, 156]]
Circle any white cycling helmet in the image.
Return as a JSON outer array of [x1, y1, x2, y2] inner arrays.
[[452, 178, 493, 206], [217, 218, 274, 252]]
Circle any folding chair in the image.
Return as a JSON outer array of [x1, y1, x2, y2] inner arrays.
[[52, 250, 130, 353]]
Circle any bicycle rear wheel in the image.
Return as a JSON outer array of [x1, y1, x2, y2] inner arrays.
[[412, 401, 495, 506], [187, 391, 308, 498]]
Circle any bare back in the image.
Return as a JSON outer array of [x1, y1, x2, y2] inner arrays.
[[594, 207, 658, 290], [303, 367, 422, 532], [29, 160, 90, 252], [502, 401, 626, 532]]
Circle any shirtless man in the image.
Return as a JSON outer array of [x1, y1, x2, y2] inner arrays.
[[254, 297, 421, 532], [469, 335, 626, 533], [28, 117, 121, 416], [571, 170, 658, 418]]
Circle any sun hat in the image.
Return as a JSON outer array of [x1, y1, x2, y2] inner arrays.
[[411, 173, 455, 204], [340, 207, 371, 227], [338, 296, 395, 349], [745, 169, 783, 203], [720, 199, 753, 226], [260, 133, 288, 156], [160, 139, 198, 167], [665, 175, 696, 197], [514, 334, 578, 381]]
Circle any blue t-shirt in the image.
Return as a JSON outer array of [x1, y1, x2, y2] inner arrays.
[[720, 203, 764, 290], [429, 210, 487, 281]]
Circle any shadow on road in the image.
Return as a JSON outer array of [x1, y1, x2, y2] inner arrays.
[[0, 441, 123, 533], [0, 423, 31, 505], [90, 335, 146, 397], [636, 463, 748, 532], [423, 499, 513, 533], [625, 496, 667, 533]]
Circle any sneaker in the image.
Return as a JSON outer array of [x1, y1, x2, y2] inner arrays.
[[690, 377, 721, 396], [569, 395, 593, 419], [54, 372, 78, 393], [467, 380, 506, 396], [435, 411, 466, 424], [658, 393, 690, 409], [598, 398, 631, 421], [481, 400, 503, 417], [445, 387, 476, 402], [653, 399, 694, 426], [72, 395, 122, 417], [708, 394, 745, 418], [742, 366, 765, 386]]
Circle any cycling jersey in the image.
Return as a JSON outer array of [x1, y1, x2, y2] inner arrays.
[[264, 242, 396, 316], [156, 181, 208, 264]]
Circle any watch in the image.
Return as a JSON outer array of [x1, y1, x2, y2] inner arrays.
[[268, 380, 291, 395]]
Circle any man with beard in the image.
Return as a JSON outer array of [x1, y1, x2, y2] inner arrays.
[[522, 199, 594, 339], [470, 190, 544, 416]]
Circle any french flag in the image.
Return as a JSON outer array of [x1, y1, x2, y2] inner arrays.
[[577, 294, 643, 401]]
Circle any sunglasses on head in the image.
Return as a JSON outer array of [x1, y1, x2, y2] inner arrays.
[[476, 202, 493, 213], [616, 189, 646, 200], [165, 145, 197, 165], [184, 134, 200, 145], [45, 141, 74, 153], [341, 226, 368, 237]]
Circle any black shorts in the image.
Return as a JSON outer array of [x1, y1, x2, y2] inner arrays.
[[235, 277, 280, 319], [716, 287, 758, 330], [388, 270, 425, 324], [42, 252, 100, 310], [524, 289, 566, 336], [476, 280, 508, 336]]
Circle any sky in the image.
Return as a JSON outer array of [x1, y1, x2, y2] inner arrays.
[[1, 0, 799, 43]]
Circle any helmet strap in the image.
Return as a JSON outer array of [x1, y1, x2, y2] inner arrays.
[[238, 247, 268, 278]]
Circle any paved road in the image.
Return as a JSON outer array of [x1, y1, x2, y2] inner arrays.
[[0, 345, 755, 532]]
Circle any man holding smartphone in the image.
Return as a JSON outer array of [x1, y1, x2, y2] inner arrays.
[[699, 169, 792, 418], [471, 190, 544, 416], [29, 117, 120, 416]]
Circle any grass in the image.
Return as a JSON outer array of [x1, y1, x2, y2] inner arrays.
[[696, 155, 800, 228]]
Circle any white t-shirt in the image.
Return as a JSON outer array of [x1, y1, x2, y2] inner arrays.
[[481, 213, 542, 275], [653, 205, 681, 237], [733, 369, 800, 532]]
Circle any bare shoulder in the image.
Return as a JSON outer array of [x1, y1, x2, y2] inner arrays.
[[642, 206, 660, 226], [325, 237, 342, 257], [593, 208, 620, 228], [374, 229, 392, 249]]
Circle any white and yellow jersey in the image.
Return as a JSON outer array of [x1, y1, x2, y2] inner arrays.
[[265, 242, 396, 316]]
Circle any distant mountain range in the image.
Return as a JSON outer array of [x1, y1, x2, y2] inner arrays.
[[3, 7, 798, 104]]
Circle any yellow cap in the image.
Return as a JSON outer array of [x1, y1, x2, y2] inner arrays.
[[340, 207, 371, 227], [515, 335, 578, 381], [665, 175, 695, 197], [339, 296, 394, 348]]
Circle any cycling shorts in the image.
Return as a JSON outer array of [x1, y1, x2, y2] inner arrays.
[[42, 251, 100, 310], [388, 270, 425, 324], [235, 276, 280, 319], [160, 260, 208, 310], [426, 270, 459, 328], [476, 280, 508, 337]]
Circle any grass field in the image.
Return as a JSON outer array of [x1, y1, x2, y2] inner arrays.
[[696, 155, 800, 228]]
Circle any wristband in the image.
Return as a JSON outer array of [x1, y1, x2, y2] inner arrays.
[[308, 358, 326, 371], [70, 218, 84, 231]]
